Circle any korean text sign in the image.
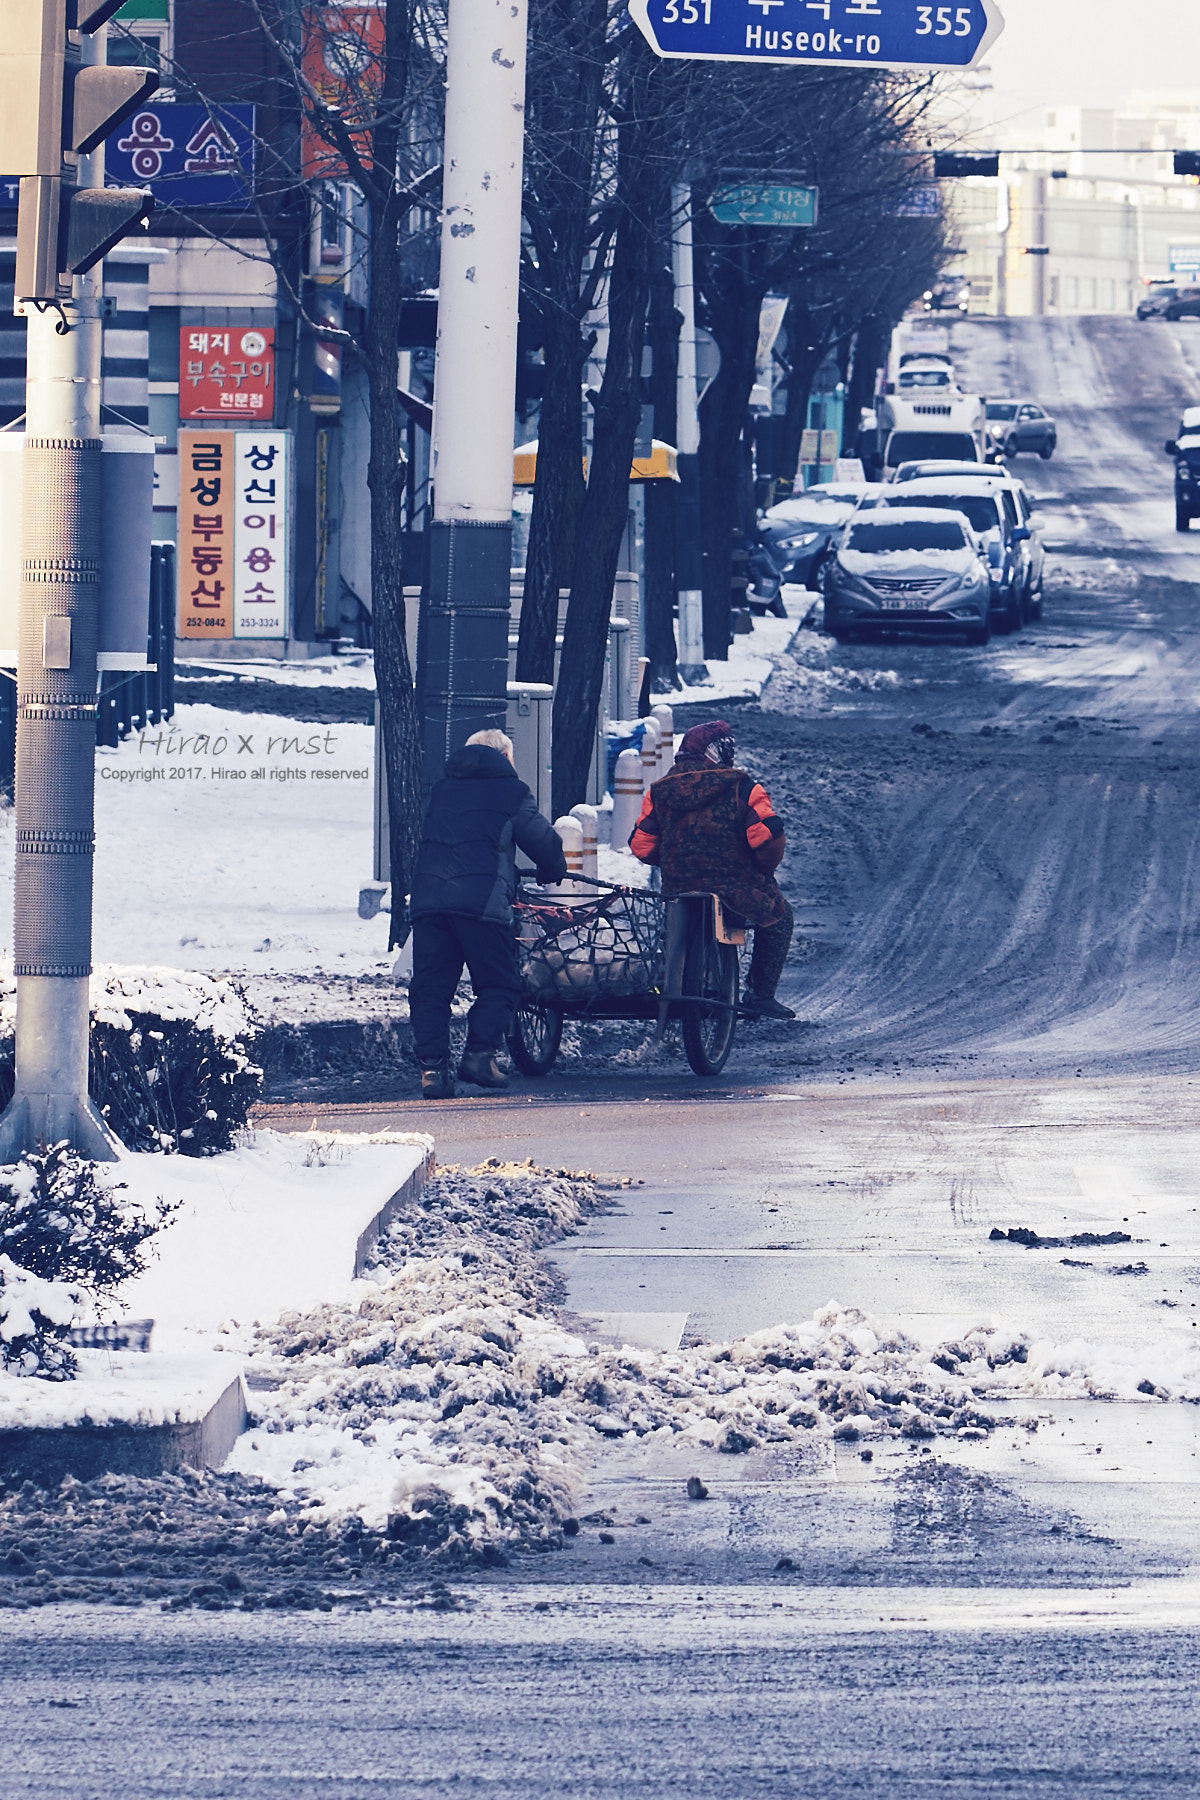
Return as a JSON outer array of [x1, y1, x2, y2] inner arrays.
[[106, 104, 256, 207], [178, 432, 291, 641], [181, 327, 275, 422]]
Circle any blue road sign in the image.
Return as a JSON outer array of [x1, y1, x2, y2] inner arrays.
[[1170, 245, 1200, 274], [105, 104, 257, 209], [629, 0, 1004, 70], [710, 183, 818, 225]]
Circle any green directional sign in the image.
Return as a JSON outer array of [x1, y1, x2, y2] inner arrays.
[[709, 182, 818, 227]]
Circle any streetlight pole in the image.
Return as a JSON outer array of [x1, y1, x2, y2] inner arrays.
[[419, 0, 528, 782], [0, 19, 118, 1161], [671, 183, 707, 685]]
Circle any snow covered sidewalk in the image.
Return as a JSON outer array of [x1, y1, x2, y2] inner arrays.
[[0, 1131, 431, 1451]]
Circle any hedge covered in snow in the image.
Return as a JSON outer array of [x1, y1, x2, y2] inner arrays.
[[0, 966, 261, 1155], [0, 1145, 177, 1379]]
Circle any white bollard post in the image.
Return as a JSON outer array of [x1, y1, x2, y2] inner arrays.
[[651, 703, 674, 775], [570, 803, 599, 882], [610, 747, 644, 852], [640, 718, 661, 795], [554, 815, 585, 897]]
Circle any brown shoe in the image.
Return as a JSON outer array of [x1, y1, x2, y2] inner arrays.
[[421, 1061, 456, 1099], [456, 1050, 510, 1090]]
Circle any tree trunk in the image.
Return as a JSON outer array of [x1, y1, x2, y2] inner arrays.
[[516, 308, 588, 683], [644, 255, 680, 689], [369, 0, 423, 950], [550, 55, 657, 815], [516, 0, 608, 686]]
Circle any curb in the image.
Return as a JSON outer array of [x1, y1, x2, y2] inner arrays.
[[0, 1144, 434, 1487]]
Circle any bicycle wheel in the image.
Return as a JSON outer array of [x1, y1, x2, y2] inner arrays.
[[680, 924, 739, 1076], [507, 1001, 563, 1076]]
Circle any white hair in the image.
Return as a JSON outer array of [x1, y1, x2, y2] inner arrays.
[[466, 728, 515, 763]]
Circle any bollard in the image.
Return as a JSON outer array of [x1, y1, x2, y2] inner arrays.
[[570, 803, 599, 881], [554, 814, 585, 897], [651, 703, 674, 776], [610, 747, 644, 852], [640, 718, 661, 794]]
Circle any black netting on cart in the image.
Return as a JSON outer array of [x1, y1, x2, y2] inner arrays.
[[515, 886, 664, 1005]]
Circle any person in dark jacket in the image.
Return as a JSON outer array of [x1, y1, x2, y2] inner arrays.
[[629, 718, 795, 1020], [409, 729, 567, 1097]]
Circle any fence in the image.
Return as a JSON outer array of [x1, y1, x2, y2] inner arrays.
[[95, 542, 176, 748]]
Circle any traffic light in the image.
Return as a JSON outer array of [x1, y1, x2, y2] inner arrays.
[[934, 153, 1001, 178], [1174, 152, 1200, 177], [0, 0, 158, 303]]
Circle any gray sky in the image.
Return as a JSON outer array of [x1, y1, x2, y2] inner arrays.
[[969, 0, 1200, 136]]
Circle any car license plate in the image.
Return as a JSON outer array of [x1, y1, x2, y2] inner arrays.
[[880, 597, 927, 610]]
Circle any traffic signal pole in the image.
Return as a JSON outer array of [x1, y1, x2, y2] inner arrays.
[[419, 0, 528, 781], [0, 19, 118, 1161]]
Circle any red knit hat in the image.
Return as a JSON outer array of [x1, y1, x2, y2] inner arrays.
[[675, 720, 736, 768]]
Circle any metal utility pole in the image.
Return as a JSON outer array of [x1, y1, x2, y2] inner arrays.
[[0, 0, 156, 1160], [419, 0, 528, 781], [671, 184, 707, 685]]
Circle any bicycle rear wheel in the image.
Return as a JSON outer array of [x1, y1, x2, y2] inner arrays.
[[680, 925, 739, 1076], [507, 1002, 563, 1076]]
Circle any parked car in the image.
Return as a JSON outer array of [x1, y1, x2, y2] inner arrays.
[[823, 508, 992, 647], [891, 461, 1046, 615], [1164, 426, 1200, 530], [754, 483, 875, 596], [1138, 281, 1179, 320], [1165, 288, 1200, 321], [864, 477, 1034, 632], [985, 401, 1057, 459]]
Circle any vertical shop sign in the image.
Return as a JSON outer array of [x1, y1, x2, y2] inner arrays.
[[233, 432, 290, 639], [300, 5, 385, 179], [178, 433, 233, 638]]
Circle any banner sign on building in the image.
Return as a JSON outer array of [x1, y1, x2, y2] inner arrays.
[[178, 431, 291, 640], [106, 104, 256, 207], [180, 327, 276, 421], [233, 434, 290, 639], [300, 5, 385, 180]]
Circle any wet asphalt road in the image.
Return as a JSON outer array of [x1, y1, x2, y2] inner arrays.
[[16, 314, 1200, 1794]]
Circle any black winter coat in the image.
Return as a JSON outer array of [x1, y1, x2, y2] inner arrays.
[[411, 744, 567, 926]]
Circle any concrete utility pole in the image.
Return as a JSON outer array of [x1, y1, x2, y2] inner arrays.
[[670, 184, 708, 685], [0, 1, 156, 1161], [420, 0, 528, 779]]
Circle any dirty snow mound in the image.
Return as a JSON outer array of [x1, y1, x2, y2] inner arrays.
[[233, 1163, 1200, 1560]]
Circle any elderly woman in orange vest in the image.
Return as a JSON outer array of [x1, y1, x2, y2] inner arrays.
[[629, 719, 795, 1020]]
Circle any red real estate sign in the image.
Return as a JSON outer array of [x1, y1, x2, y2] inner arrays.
[[180, 327, 276, 422]]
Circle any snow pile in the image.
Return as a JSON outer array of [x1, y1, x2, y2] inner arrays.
[[228, 1161, 1200, 1561], [762, 633, 905, 712]]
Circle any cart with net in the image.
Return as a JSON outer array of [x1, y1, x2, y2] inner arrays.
[[509, 876, 741, 1077]]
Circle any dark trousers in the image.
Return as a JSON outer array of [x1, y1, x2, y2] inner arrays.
[[409, 914, 523, 1065], [749, 895, 794, 1000]]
